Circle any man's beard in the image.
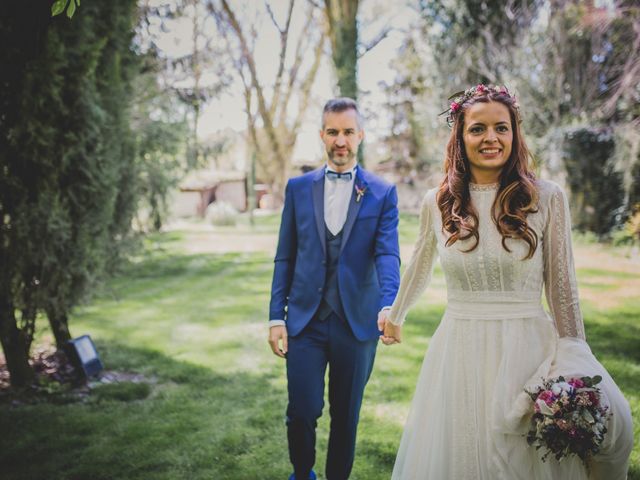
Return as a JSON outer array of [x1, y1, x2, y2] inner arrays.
[[327, 148, 355, 166]]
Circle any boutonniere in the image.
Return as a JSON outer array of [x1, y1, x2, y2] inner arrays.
[[355, 183, 367, 203]]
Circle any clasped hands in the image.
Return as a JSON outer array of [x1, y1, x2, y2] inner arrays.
[[378, 309, 402, 346]]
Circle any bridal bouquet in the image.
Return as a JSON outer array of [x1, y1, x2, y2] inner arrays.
[[525, 375, 610, 467]]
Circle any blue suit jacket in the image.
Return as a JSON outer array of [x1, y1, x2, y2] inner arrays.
[[269, 166, 401, 341]]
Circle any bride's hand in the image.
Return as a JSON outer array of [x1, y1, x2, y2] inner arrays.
[[383, 322, 402, 344], [378, 310, 402, 345]]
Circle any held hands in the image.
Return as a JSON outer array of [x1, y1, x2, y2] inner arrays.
[[378, 309, 402, 345], [268, 325, 288, 358]]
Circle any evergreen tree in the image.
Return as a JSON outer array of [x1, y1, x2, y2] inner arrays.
[[131, 55, 189, 231], [0, 0, 138, 387], [562, 127, 624, 235], [419, 0, 540, 89]]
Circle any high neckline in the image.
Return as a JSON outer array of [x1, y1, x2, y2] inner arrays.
[[469, 182, 499, 192]]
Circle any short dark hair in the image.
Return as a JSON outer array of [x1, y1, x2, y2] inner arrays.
[[322, 97, 363, 129]]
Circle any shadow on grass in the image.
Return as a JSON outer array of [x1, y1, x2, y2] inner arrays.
[[0, 341, 299, 480], [584, 309, 640, 396], [585, 309, 640, 362]]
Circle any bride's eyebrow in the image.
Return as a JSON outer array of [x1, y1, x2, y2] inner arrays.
[[468, 121, 509, 127]]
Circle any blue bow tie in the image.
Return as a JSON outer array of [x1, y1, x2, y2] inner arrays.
[[326, 170, 353, 181]]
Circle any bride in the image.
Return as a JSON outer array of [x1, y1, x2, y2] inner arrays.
[[378, 84, 633, 479]]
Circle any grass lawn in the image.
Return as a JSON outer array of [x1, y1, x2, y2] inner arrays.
[[0, 217, 638, 480]]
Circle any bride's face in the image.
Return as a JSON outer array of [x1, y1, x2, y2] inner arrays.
[[462, 101, 513, 181]]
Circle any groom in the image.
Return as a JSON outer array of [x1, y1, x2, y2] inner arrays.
[[268, 97, 400, 480]]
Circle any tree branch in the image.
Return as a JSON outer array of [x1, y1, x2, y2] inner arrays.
[[278, 3, 316, 124], [218, 0, 287, 166], [269, 0, 296, 118], [358, 26, 391, 58], [289, 31, 325, 140], [600, 11, 640, 118]]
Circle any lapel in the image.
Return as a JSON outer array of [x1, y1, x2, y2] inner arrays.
[[311, 168, 326, 255], [340, 167, 368, 253]]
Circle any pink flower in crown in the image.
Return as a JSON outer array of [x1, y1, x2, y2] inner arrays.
[[450, 101, 461, 113], [476, 84, 487, 94], [499, 86, 509, 95]]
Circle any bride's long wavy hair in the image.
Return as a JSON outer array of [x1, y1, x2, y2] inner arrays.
[[437, 88, 539, 259]]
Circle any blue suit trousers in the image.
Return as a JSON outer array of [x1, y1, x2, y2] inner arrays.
[[286, 312, 377, 480]]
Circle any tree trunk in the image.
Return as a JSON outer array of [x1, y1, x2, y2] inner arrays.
[[46, 307, 72, 349], [324, 0, 359, 100], [333, 26, 358, 99], [0, 297, 33, 388], [191, 0, 201, 169], [324, 0, 362, 164]]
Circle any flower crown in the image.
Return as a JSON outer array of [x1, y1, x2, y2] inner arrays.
[[440, 84, 519, 128]]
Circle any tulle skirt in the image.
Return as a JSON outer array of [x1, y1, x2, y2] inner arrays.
[[391, 307, 633, 480]]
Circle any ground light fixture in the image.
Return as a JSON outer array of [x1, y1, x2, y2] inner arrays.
[[66, 335, 104, 378]]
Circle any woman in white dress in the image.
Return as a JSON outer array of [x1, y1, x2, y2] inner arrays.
[[377, 85, 634, 480]]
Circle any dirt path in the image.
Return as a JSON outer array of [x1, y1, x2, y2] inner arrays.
[[177, 228, 279, 254], [171, 223, 639, 271]]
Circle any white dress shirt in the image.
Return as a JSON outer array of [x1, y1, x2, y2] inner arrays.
[[324, 164, 357, 235]]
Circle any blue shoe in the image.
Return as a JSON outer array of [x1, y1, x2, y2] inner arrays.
[[288, 471, 316, 480]]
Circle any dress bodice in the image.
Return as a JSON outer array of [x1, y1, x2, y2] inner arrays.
[[388, 179, 585, 339], [437, 182, 543, 302]]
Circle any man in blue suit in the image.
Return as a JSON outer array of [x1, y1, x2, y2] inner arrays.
[[268, 98, 401, 480]]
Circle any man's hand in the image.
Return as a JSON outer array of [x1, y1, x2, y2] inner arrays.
[[268, 325, 288, 358], [378, 309, 401, 345], [377, 309, 390, 332]]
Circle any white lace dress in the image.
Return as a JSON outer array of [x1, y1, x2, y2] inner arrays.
[[388, 180, 633, 480]]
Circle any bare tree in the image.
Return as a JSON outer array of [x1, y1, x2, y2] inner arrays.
[[209, 0, 325, 200]]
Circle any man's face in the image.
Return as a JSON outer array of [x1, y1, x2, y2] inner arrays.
[[320, 109, 364, 172]]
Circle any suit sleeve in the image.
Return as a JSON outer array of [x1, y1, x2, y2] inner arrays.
[[374, 185, 401, 310], [269, 181, 297, 321]]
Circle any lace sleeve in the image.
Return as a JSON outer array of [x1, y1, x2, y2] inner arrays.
[[542, 184, 586, 340], [388, 192, 438, 326]]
